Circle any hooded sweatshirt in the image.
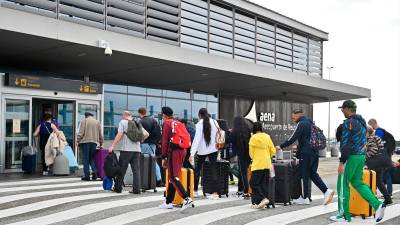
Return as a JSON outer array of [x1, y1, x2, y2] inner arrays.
[[249, 132, 276, 171], [340, 114, 367, 163]]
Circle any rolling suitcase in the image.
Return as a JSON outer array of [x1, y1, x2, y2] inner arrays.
[[274, 160, 292, 206], [392, 167, 400, 184], [22, 154, 37, 174], [95, 148, 109, 179], [349, 169, 377, 219], [291, 160, 312, 201], [53, 154, 70, 176], [201, 160, 230, 197], [141, 154, 157, 192], [165, 168, 194, 206]]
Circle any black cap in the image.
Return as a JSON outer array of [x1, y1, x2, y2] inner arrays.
[[84, 112, 94, 117], [338, 100, 357, 110], [162, 106, 173, 117]]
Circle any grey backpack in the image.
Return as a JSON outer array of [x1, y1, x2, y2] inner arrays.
[[125, 120, 144, 142], [53, 153, 70, 176]]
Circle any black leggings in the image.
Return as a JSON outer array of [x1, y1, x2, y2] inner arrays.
[[194, 151, 218, 192]]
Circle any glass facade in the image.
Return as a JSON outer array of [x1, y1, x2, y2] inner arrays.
[[103, 84, 218, 140]]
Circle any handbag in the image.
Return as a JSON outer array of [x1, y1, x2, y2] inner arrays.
[[366, 150, 392, 169], [213, 120, 225, 150]]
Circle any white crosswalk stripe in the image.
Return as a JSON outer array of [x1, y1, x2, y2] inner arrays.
[[0, 177, 398, 225]]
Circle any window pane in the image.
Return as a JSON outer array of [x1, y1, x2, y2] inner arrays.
[[207, 102, 219, 119], [128, 95, 146, 117], [104, 127, 118, 141], [165, 99, 191, 120], [207, 94, 219, 102], [164, 90, 190, 99], [193, 93, 207, 101], [104, 84, 127, 93], [192, 101, 206, 123], [128, 86, 146, 95], [147, 88, 162, 96], [104, 93, 127, 126], [147, 97, 162, 120]]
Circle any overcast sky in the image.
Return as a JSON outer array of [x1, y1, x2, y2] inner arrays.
[[250, 0, 400, 140]]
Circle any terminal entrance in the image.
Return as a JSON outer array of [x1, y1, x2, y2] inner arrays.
[[1, 94, 100, 173]]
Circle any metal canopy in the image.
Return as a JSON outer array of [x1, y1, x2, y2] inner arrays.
[[0, 7, 370, 103]]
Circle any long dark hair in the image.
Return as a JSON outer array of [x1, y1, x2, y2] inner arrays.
[[232, 116, 251, 155], [199, 108, 211, 146]]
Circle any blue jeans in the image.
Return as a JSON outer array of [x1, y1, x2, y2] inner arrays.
[[81, 143, 97, 178], [382, 168, 393, 194], [238, 158, 250, 193], [141, 143, 162, 182]]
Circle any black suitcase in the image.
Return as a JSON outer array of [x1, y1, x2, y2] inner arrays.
[[141, 153, 157, 192], [274, 160, 292, 206], [201, 160, 230, 197], [22, 154, 36, 174], [291, 161, 312, 201]]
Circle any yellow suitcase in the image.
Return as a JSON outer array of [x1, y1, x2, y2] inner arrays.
[[349, 169, 377, 219], [165, 168, 194, 206]]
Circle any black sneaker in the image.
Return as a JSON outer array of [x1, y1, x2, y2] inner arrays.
[[91, 173, 98, 181], [384, 197, 393, 205], [129, 190, 141, 194], [81, 177, 90, 181]]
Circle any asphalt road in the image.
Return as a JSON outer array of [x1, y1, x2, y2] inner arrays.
[[0, 159, 399, 225]]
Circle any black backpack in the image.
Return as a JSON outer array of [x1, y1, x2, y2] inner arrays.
[[125, 120, 144, 142], [382, 129, 396, 155], [104, 152, 120, 178]]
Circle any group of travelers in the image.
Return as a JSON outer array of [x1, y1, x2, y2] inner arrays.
[[33, 99, 398, 221]]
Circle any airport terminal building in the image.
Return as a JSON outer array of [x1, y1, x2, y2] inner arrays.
[[0, 0, 370, 173]]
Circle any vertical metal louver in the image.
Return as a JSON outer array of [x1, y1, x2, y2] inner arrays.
[[209, 1, 233, 58], [106, 0, 145, 38], [1, 0, 57, 18], [180, 0, 208, 52], [275, 26, 293, 71], [256, 19, 275, 67], [292, 32, 308, 74], [59, 0, 105, 29], [308, 38, 322, 76], [234, 11, 255, 63], [146, 0, 180, 46]]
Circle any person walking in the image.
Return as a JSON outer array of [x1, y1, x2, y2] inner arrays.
[[108, 111, 149, 194], [77, 112, 103, 181], [159, 107, 193, 211], [368, 119, 396, 197], [249, 122, 276, 209], [231, 116, 252, 198], [276, 110, 334, 205], [33, 113, 59, 176], [365, 126, 393, 205], [138, 107, 163, 187], [189, 108, 220, 199], [330, 100, 385, 223]]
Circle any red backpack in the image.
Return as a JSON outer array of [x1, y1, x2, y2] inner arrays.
[[170, 120, 192, 149]]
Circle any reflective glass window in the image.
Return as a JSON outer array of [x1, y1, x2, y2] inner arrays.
[[104, 93, 127, 127], [128, 95, 146, 116], [104, 84, 127, 93], [128, 86, 146, 95], [165, 99, 191, 120]]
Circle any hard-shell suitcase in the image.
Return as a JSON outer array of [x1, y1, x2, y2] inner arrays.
[[349, 169, 377, 219], [63, 146, 78, 173], [53, 154, 70, 176], [124, 154, 157, 192], [392, 167, 400, 184], [247, 168, 276, 208], [201, 160, 230, 197], [141, 154, 157, 192], [95, 148, 109, 179], [165, 168, 194, 206], [274, 160, 292, 206], [22, 154, 37, 174]]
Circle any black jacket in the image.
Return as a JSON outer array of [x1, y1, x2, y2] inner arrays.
[[280, 116, 314, 156], [140, 116, 161, 145]]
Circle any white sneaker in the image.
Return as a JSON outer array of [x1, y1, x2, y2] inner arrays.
[[292, 197, 310, 205], [258, 198, 270, 208], [181, 198, 194, 211], [208, 194, 220, 200], [329, 215, 348, 222], [42, 171, 49, 176], [159, 202, 173, 209], [375, 203, 386, 223], [194, 191, 201, 198], [323, 189, 335, 205]]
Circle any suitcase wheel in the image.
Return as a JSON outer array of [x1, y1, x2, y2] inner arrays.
[[361, 215, 366, 220], [218, 194, 222, 198], [154, 189, 157, 193], [226, 194, 229, 197], [192, 204, 195, 208], [284, 203, 287, 206]]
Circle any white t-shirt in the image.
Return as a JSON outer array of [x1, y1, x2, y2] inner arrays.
[[116, 119, 148, 152]]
